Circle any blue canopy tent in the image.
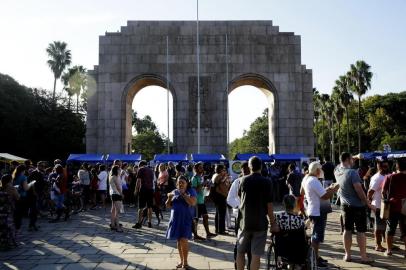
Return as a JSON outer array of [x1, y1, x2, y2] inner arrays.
[[153, 154, 188, 163], [105, 154, 142, 163], [66, 154, 105, 164], [191, 153, 227, 163], [234, 153, 273, 162], [387, 151, 406, 159], [270, 153, 307, 162], [356, 152, 381, 160]]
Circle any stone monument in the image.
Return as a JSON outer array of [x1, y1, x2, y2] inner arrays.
[[86, 21, 314, 156]]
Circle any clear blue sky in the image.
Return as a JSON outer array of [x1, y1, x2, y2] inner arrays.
[[1, 0, 405, 141]]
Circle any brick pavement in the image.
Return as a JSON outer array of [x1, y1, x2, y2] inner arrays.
[[1, 205, 405, 270]]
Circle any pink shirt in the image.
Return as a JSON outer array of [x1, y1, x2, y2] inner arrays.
[[158, 171, 169, 186]]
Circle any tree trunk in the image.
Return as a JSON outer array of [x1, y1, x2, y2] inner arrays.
[[76, 93, 79, 113], [358, 95, 361, 154], [330, 118, 335, 164], [52, 77, 57, 101], [338, 121, 341, 160], [314, 116, 318, 157], [321, 116, 325, 159], [346, 107, 350, 152]]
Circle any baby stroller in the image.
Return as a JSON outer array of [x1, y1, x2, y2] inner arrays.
[[267, 227, 317, 270]]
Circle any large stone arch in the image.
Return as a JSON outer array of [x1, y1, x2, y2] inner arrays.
[[228, 73, 278, 154], [86, 20, 314, 157], [121, 74, 177, 154]]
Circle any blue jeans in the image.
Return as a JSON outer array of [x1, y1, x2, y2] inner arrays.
[[53, 194, 65, 209], [309, 213, 327, 243]]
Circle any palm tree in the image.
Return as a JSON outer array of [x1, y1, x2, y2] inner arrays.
[[334, 75, 354, 152], [62, 66, 87, 113], [70, 66, 87, 113], [61, 72, 75, 110], [46, 41, 72, 101], [313, 88, 322, 156], [319, 94, 334, 160], [347, 60, 372, 154], [331, 88, 345, 158]]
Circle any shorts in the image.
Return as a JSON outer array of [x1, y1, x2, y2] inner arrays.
[[309, 214, 327, 243], [195, 204, 208, 218], [111, 194, 122, 202], [139, 188, 154, 209], [374, 208, 386, 231], [386, 212, 406, 238], [341, 204, 367, 233], [237, 230, 267, 256]]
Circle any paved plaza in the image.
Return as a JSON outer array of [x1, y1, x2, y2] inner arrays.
[[1, 205, 406, 270]]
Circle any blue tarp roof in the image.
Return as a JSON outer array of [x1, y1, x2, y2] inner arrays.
[[234, 153, 273, 162], [153, 154, 188, 162], [387, 150, 406, 159], [191, 154, 226, 162], [105, 154, 142, 163], [270, 153, 307, 161], [358, 152, 382, 160], [67, 154, 104, 163]]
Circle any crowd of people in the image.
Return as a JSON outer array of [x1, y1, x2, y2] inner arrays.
[[0, 154, 406, 270]]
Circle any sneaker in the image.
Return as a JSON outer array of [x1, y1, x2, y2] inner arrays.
[[317, 260, 328, 268], [206, 233, 217, 238], [193, 235, 205, 241], [318, 257, 328, 263], [132, 223, 142, 229]]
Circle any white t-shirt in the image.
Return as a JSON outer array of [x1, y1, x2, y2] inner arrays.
[[302, 175, 326, 217], [97, 171, 108, 191], [369, 172, 385, 208]]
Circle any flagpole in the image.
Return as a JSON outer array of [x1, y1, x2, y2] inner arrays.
[[166, 35, 170, 154], [225, 34, 229, 157], [196, 0, 201, 154]]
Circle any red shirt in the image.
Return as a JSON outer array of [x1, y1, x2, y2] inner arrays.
[[383, 172, 406, 213]]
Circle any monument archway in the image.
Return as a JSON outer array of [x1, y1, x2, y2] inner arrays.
[[122, 74, 176, 154], [228, 73, 278, 154], [86, 21, 314, 156]]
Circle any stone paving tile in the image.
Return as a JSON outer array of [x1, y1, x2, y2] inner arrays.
[[1, 205, 406, 269]]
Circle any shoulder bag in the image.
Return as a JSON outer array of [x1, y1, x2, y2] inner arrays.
[[380, 176, 391, 220]]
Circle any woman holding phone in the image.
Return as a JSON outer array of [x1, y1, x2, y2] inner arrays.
[[166, 176, 197, 269]]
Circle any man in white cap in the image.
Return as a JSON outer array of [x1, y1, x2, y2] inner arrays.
[[301, 161, 339, 268]]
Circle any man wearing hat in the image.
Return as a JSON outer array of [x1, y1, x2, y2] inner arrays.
[[301, 161, 339, 268]]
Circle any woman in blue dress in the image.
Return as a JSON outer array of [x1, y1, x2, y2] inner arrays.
[[166, 175, 197, 269]]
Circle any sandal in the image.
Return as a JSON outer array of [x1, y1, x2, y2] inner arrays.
[[385, 250, 393, 256], [343, 256, 351, 262], [360, 259, 373, 264], [176, 263, 183, 269], [375, 246, 386, 252]]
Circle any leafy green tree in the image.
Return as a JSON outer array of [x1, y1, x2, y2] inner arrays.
[[132, 130, 165, 161], [0, 73, 85, 162], [46, 41, 72, 101], [347, 60, 372, 153], [132, 111, 158, 134], [229, 109, 269, 158]]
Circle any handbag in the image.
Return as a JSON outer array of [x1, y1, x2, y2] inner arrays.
[[380, 176, 392, 220]]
